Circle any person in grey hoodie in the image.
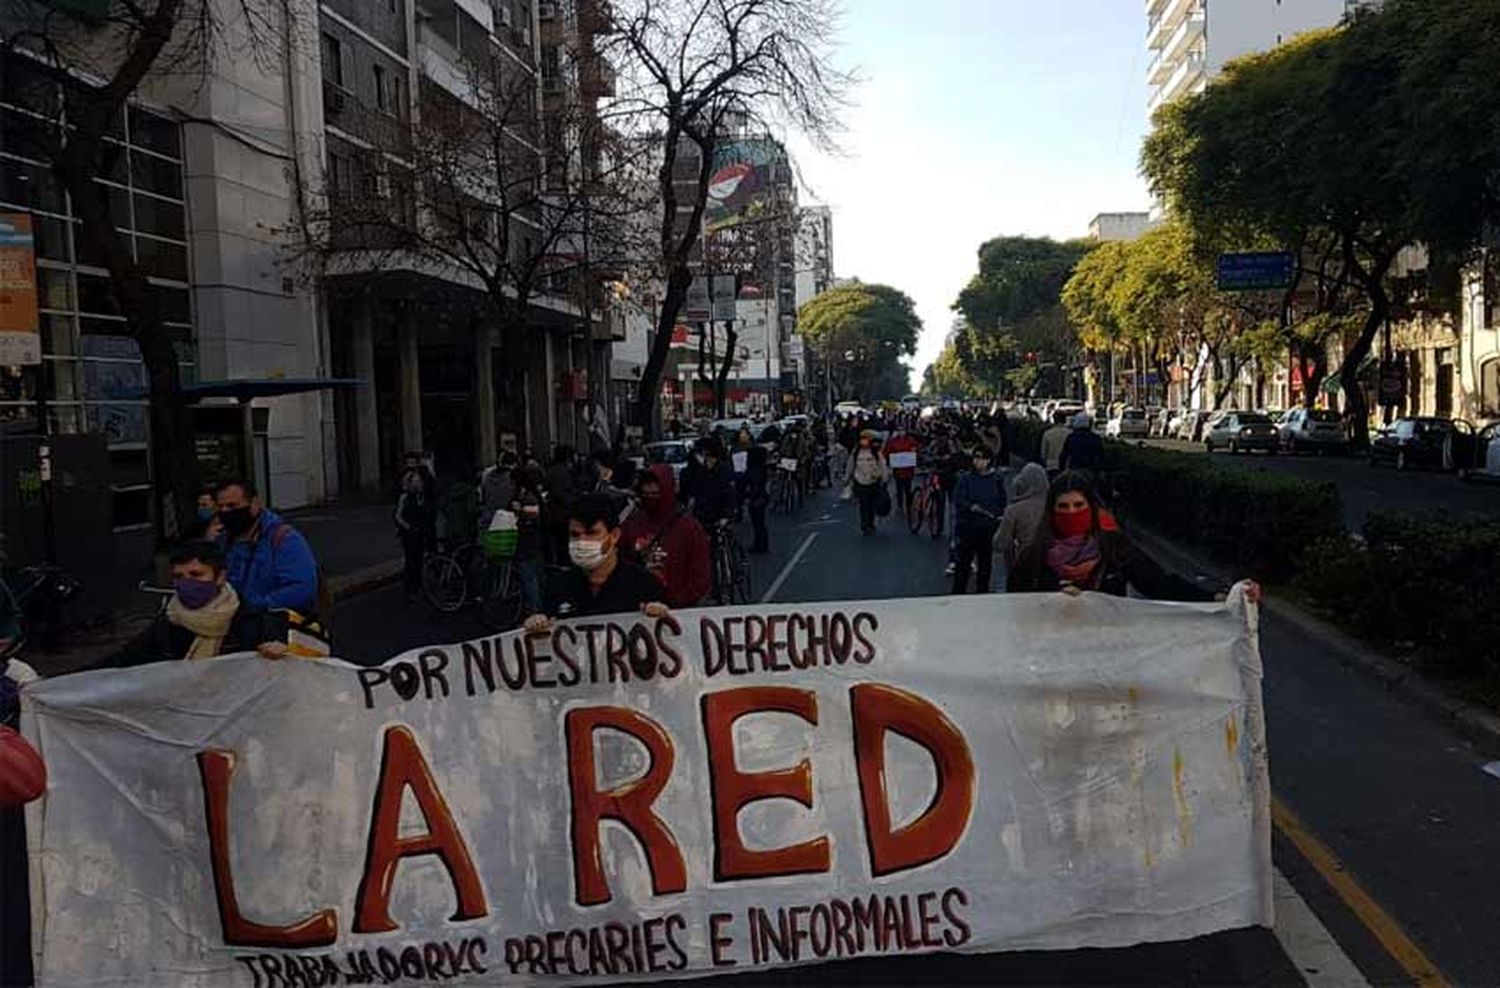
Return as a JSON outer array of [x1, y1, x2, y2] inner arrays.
[[995, 462, 1050, 572]]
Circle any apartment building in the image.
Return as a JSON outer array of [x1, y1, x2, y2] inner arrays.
[[1147, 0, 1377, 112]]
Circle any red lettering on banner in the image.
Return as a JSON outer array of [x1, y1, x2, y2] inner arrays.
[[353, 726, 487, 933], [851, 684, 976, 876], [702, 687, 830, 881], [565, 706, 688, 906], [197, 751, 339, 948]]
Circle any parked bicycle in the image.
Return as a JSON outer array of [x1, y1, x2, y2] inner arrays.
[[907, 469, 946, 538], [420, 531, 526, 631], [1, 563, 82, 656], [710, 519, 753, 605]]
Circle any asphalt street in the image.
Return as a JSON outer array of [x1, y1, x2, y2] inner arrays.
[[1140, 437, 1500, 527], [330, 483, 1500, 986]]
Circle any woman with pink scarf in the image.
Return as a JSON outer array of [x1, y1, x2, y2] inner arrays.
[[1007, 473, 1249, 601]]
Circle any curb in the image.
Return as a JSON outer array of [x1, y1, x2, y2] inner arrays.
[[1126, 523, 1500, 755], [328, 559, 404, 603]]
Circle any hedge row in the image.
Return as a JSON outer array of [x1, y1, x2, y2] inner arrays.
[[1297, 515, 1500, 685]]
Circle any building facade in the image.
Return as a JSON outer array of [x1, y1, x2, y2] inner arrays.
[[1147, 0, 1377, 111], [1088, 212, 1151, 243]]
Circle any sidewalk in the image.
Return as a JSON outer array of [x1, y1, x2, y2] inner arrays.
[[25, 499, 404, 677]]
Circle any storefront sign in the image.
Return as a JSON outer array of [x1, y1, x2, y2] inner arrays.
[[23, 592, 1271, 986]]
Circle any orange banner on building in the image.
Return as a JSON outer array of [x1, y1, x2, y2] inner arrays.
[[0, 213, 41, 365]]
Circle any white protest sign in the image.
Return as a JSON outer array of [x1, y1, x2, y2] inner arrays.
[[888, 451, 918, 470], [23, 592, 1270, 988]]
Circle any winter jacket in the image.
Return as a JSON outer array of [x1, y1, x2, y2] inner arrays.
[[953, 469, 1006, 535], [1060, 428, 1106, 472], [221, 509, 319, 614], [847, 447, 888, 487], [621, 465, 713, 608], [1040, 425, 1071, 471], [1008, 527, 1215, 601], [996, 462, 1049, 568], [691, 461, 739, 529], [105, 604, 289, 668], [478, 465, 515, 520], [395, 491, 436, 541]]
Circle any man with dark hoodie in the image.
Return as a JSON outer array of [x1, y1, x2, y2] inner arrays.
[[621, 465, 713, 608], [950, 446, 1006, 594]]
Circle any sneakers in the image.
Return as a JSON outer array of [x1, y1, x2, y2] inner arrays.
[[944, 562, 956, 576]]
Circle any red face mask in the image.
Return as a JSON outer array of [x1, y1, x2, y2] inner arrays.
[[1052, 508, 1093, 539]]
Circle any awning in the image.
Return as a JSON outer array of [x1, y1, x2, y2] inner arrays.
[[122, 378, 364, 402]]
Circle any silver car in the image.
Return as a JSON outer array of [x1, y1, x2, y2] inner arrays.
[[1205, 412, 1279, 454], [1279, 407, 1347, 454]]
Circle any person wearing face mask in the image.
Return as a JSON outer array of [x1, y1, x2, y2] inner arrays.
[[620, 465, 711, 607], [104, 542, 292, 666], [950, 447, 1006, 594], [184, 486, 222, 540], [845, 431, 890, 536], [522, 495, 670, 631], [1007, 474, 1233, 601], [216, 479, 320, 615]]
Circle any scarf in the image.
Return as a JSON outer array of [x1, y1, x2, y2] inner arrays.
[[166, 583, 241, 661], [1045, 534, 1103, 587]]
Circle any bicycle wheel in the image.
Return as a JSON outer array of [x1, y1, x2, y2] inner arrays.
[[479, 561, 523, 631], [928, 490, 945, 539], [712, 546, 733, 605], [421, 552, 468, 613], [907, 486, 924, 534], [731, 538, 753, 604]]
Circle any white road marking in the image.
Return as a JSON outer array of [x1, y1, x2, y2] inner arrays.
[[1273, 867, 1372, 987], [1482, 761, 1500, 781], [759, 532, 818, 603]]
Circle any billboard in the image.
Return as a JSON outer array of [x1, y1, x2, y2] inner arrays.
[[704, 139, 787, 233]]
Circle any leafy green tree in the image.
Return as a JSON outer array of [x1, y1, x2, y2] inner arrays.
[[799, 282, 922, 402], [951, 236, 1091, 394], [1143, 26, 1415, 443]]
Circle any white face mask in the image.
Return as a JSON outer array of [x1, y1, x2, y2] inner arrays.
[[569, 538, 609, 570]]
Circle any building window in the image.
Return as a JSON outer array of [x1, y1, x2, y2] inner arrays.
[[373, 65, 388, 111], [321, 33, 344, 86]]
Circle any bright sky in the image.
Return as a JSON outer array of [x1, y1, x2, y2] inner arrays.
[[787, 0, 1153, 390]]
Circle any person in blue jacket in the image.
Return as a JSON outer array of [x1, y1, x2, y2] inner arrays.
[[215, 478, 320, 614], [950, 446, 1006, 594]]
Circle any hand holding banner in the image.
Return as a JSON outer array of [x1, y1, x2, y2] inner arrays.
[[22, 593, 1270, 987]]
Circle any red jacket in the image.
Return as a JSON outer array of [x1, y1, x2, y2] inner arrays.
[[884, 433, 919, 479], [0, 725, 45, 807], [621, 465, 713, 608]]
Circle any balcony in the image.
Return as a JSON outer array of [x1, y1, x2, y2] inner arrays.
[[1147, 0, 1198, 51], [418, 23, 481, 108], [1161, 7, 1204, 67], [578, 0, 618, 37], [1149, 49, 1205, 111]]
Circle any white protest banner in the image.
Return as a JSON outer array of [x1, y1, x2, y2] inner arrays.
[[23, 591, 1271, 988]]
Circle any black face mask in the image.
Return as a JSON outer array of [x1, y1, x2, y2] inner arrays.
[[219, 506, 255, 536]]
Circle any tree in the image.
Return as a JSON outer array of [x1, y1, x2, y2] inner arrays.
[[951, 236, 1090, 394], [798, 282, 921, 402], [2, 0, 272, 539], [604, 0, 852, 434], [1143, 26, 1415, 443]]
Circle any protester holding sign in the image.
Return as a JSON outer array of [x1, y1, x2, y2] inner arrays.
[[525, 493, 671, 630], [884, 427, 920, 519], [1007, 473, 1219, 601], [104, 542, 293, 665]]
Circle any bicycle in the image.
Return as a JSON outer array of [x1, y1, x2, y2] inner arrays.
[[907, 470, 946, 538], [810, 450, 833, 489], [710, 519, 753, 605], [769, 458, 801, 515], [420, 538, 482, 613]]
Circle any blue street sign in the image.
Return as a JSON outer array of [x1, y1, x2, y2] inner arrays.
[[1216, 251, 1296, 292]]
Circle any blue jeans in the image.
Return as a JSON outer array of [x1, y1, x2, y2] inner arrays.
[[515, 557, 543, 613]]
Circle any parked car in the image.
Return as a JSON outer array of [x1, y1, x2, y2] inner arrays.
[[645, 440, 695, 481], [1176, 410, 1214, 442], [1368, 417, 1478, 472], [1279, 407, 1348, 454], [1205, 411, 1279, 454], [1460, 422, 1500, 482], [1106, 407, 1150, 440]]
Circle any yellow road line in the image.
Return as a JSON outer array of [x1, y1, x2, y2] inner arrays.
[[1272, 795, 1449, 988]]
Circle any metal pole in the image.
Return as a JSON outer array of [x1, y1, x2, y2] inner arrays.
[[32, 361, 56, 563]]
